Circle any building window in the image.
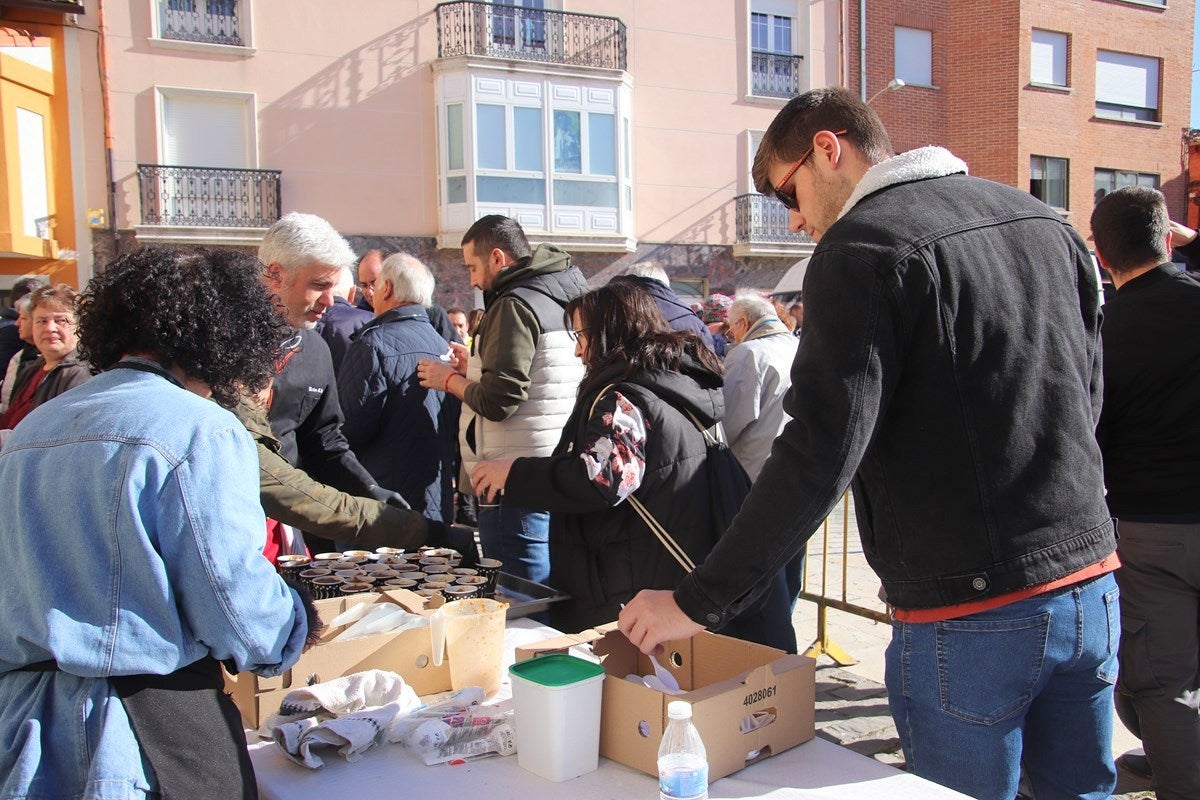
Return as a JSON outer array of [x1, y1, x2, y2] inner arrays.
[[1094, 168, 1159, 202], [749, 3, 803, 98], [894, 27, 932, 86], [751, 11, 792, 53], [159, 89, 253, 169], [491, 0, 547, 52], [1095, 50, 1159, 122], [141, 88, 280, 229], [1030, 29, 1068, 87], [157, 0, 246, 47], [1030, 156, 1068, 210], [436, 69, 632, 244]]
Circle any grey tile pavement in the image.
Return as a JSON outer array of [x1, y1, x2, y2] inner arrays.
[[794, 495, 1154, 799]]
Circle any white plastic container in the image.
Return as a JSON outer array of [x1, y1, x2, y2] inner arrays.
[[508, 653, 606, 781]]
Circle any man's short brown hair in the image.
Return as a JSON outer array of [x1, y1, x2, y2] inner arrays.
[[1090, 187, 1170, 275], [752, 87, 893, 196]]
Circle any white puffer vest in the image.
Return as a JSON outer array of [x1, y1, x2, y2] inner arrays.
[[459, 303, 584, 479]]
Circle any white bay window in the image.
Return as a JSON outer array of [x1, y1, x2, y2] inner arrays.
[[436, 67, 634, 251]]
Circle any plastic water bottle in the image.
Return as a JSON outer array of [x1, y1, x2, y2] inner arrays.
[[657, 700, 708, 800]]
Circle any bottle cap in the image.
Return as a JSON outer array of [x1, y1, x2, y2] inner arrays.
[[667, 700, 693, 720]]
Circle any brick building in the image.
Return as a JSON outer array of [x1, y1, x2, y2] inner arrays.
[[848, 0, 1193, 243]]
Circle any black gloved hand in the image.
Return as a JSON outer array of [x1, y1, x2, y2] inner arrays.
[[366, 484, 411, 510], [424, 521, 480, 567]]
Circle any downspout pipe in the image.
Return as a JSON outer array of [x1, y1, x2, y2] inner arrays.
[[859, 0, 866, 100], [96, 0, 118, 249]]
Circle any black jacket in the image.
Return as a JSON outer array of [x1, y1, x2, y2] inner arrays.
[[10, 349, 92, 413], [504, 356, 724, 633], [676, 153, 1114, 621], [269, 328, 375, 495], [315, 297, 374, 374], [338, 306, 452, 520], [610, 276, 719, 354], [0, 308, 20, 389], [1096, 259, 1200, 517]]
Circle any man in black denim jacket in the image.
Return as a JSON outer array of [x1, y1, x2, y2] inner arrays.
[[621, 88, 1118, 800]]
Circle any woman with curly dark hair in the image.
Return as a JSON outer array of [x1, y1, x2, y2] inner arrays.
[[76, 246, 287, 406], [0, 246, 312, 799], [471, 281, 794, 649]]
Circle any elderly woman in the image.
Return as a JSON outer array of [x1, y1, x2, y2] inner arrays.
[[472, 282, 794, 649], [0, 283, 91, 431], [0, 247, 315, 799]]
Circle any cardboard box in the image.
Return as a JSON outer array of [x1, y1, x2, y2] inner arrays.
[[225, 589, 451, 729], [517, 623, 815, 782]]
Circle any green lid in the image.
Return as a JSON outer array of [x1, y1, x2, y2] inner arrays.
[[509, 654, 605, 687]]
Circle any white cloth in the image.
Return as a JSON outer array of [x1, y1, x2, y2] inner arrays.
[[261, 669, 421, 733], [273, 701, 407, 769]]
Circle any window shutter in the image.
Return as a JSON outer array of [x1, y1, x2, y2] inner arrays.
[[895, 27, 932, 86], [161, 93, 251, 168], [1095, 51, 1158, 110], [1030, 30, 1066, 86]]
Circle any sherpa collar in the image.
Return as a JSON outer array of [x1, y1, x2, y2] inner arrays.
[[838, 146, 968, 221]]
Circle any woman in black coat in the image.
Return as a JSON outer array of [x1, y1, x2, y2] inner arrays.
[[471, 282, 794, 650]]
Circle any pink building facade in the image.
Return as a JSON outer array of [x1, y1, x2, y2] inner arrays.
[[92, 0, 841, 308]]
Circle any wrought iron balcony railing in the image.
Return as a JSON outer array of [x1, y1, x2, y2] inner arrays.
[[436, 1, 626, 70], [159, 0, 243, 47], [735, 193, 814, 246], [138, 165, 281, 228], [750, 50, 804, 99]]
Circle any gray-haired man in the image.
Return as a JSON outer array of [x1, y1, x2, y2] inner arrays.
[[259, 213, 403, 541]]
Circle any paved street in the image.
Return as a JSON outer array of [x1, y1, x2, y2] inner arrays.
[[794, 494, 1155, 798]]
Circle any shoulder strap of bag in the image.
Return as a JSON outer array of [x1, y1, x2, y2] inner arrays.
[[587, 382, 700, 574]]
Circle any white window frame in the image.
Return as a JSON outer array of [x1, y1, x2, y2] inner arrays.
[[1095, 50, 1160, 122], [435, 69, 634, 248], [148, 0, 255, 55], [154, 86, 258, 169], [1094, 168, 1160, 201], [1029, 155, 1069, 211], [747, 0, 806, 102], [746, 129, 765, 194], [894, 26, 933, 87], [1030, 29, 1068, 87]]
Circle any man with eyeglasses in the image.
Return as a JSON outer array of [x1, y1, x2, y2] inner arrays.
[[0, 284, 91, 435], [354, 249, 384, 312], [620, 87, 1117, 800]]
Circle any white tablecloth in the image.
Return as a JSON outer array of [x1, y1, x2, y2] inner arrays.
[[248, 620, 970, 799]]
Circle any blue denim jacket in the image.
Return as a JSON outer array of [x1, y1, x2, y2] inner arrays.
[[0, 367, 307, 799]]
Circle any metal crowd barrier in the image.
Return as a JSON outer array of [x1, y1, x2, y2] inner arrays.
[[795, 491, 890, 665]]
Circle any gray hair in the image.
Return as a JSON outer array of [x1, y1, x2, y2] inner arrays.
[[333, 266, 355, 299], [627, 261, 670, 287], [259, 212, 356, 275], [14, 295, 32, 313], [730, 292, 777, 325], [380, 252, 435, 307]]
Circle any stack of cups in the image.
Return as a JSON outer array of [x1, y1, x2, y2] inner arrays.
[[475, 558, 503, 598]]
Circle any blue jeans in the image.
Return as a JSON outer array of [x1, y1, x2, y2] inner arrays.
[[885, 573, 1120, 800], [477, 504, 550, 586]]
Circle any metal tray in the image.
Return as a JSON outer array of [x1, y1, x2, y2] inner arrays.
[[494, 571, 569, 619]]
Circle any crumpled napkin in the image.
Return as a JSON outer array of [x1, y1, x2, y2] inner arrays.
[[272, 701, 409, 769], [261, 670, 422, 769]]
